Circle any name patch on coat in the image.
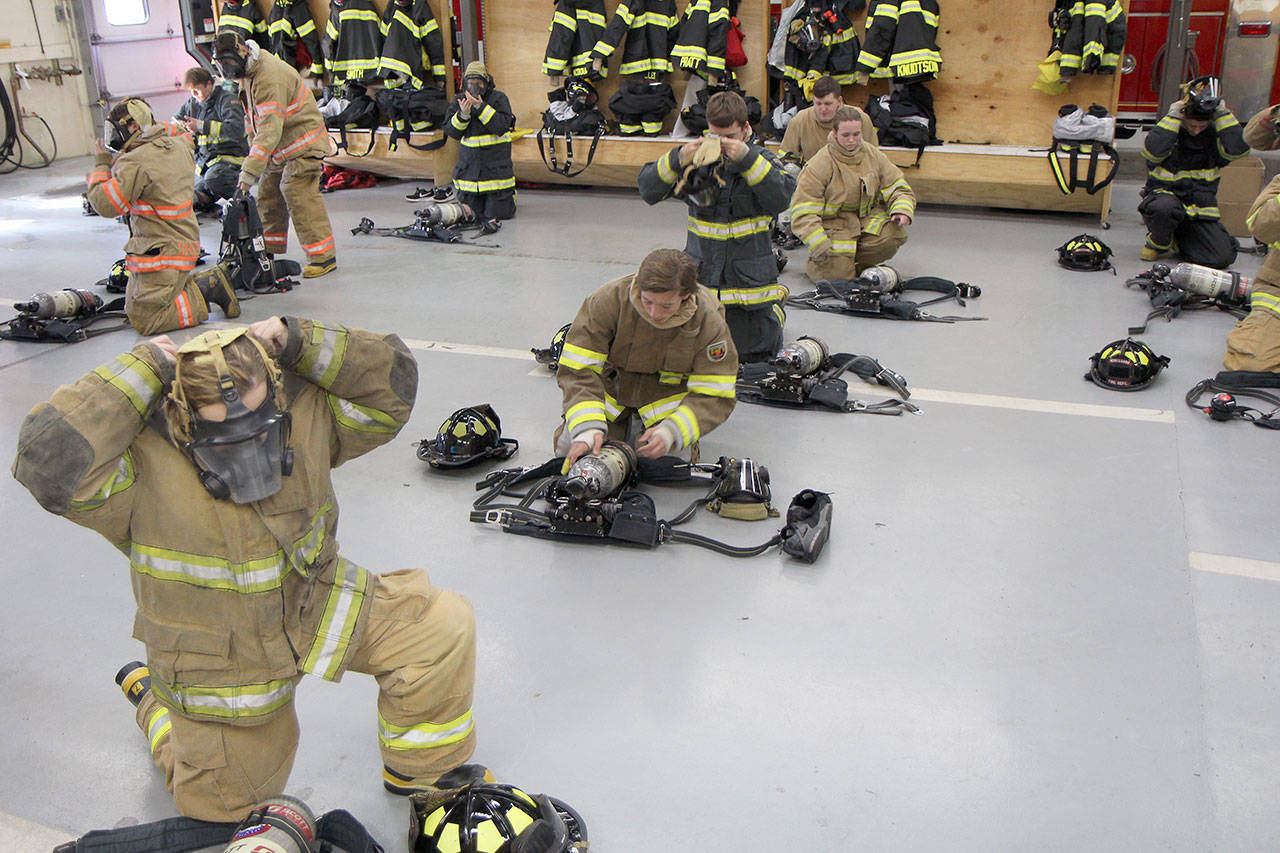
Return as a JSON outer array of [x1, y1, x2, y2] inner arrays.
[[707, 341, 729, 362]]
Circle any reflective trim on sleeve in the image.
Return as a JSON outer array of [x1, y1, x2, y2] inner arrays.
[[93, 353, 163, 416], [559, 342, 608, 373], [741, 153, 773, 186], [328, 395, 402, 434], [145, 706, 171, 756], [687, 214, 773, 240], [297, 322, 348, 387], [637, 392, 687, 426], [686, 373, 736, 398], [69, 453, 136, 512]]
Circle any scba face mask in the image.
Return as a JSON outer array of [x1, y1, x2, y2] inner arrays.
[[174, 329, 294, 503]]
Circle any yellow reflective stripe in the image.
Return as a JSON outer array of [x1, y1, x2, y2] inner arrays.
[[1184, 204, 1220, 218], [330, 59, 382, 72], [566, 400, 609, 430], [152, 677, 294, 720], [379, 55, 414, 77], [132, 542, 287, 592], [830, 238, 860, 252], [639, 11, 677, 25], [1252, 290, 1280, 317], [220, 13, 255, 30], [656, 149, 680, 184], [454, 177, 516, 192], [552, 10, 575, 27], [208, 154, 246, 167], [790, 201, 826, 217], [297, 322, 347, 387], [688, 215, 773, 240], [873, 4, 899, 21], [742, 153, 772, 186], [379, 707, 474, 750], [637, 392, 687, 426], [802, 229, 830, 248], [578, 10, 605, 26], [338, 8, 379, 21], [460, 134, 510, 147], [899, 1, 938, 24], [450, 112, 469, 132], [477, 104, 496, 124], [716, 284, 787, 305], [300, 557, 368, 680], [329, 395, 401, 433], [658, 370, 683, 385], [824, 28, 858, 46], [392, 9, 415, 30], [666, 405, 700, 445], [146, 707, 171, 755], [560, 342, 607, 373], [1149, 166, 1220, 182], [94, 354, 162, 416], [686, 374, 736, 398], [70, 454, 135, 512]]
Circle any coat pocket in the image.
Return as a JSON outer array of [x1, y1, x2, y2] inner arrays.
[[133, 610, 233, 684]]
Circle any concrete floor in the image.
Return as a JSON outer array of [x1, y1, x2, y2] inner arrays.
[[1, 157, 1279, 852]]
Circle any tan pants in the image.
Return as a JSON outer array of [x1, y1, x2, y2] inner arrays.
[[804, 222, 908, 283], [125, 268, 209, 335], [1223, 281, 1280, 371], [258, 155, 335, 264], [135, 569, 476, 822]]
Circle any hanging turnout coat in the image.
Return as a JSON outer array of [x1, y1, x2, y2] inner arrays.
[[542, 0, 608, 78], [268, 0, 325, 76], [324, 0, 384, 84], [855, 0, 942, 82], [378, 0, 448, 88], [591, 0, 680, 77]]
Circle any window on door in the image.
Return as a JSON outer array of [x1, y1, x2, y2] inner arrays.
[[104, 0, 149, 26]]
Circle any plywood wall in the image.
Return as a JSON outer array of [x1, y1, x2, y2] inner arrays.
[[480, 0, 770, 133]]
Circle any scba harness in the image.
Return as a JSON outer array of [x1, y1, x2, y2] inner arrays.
[[1124, 263, 1249, 335], [471, 445, 832, 563], [1186, 371, 1280, 429], [0, 288, 129, 343], [736, 336, 919, 415], [537, 77, 608, 178], [787, 271, 985, 323]]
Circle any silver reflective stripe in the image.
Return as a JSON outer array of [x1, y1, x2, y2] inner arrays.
[[94, 355, 161, 416], [131, 544, 286, 593], [152, 677, 294, 719], [299, 323, 346, 386], [301, 557, 367, 680], [288, 501, 332, 575]]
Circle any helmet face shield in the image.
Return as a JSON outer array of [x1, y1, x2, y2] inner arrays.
[[188, 399, 290, 503]]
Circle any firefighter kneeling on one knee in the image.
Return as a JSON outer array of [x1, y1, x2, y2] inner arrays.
[[13, 316, 484, 822], [788, 105, 916, 283], [556, 248, 739, 466]]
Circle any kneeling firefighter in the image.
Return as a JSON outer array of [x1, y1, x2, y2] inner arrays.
[[556, 248, 739, 465], [86, 97, 239, 334], [13, 317, 481, 821], [1223, 168, 1280, 373]]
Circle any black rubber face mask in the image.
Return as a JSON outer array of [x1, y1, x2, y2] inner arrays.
[[187, 393, 292, 503], [214, 49, 247, 80], [463, 77, 488, 98]]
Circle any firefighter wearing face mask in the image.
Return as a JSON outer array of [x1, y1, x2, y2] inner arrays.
[[638, 90, 795, 362], [12, 317, 481, 822], [788, 105, 915, 282], [213, 29, 337, 278], [444, 61, 516, 221], [556, 248, 738, 466], [85, 97, 238, 334]]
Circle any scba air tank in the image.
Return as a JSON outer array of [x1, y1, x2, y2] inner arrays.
[[223, 796, 317, 853], [771, 336, 828, 376], [562, 441, 637, 499], [860, 264, 900, 291], [14, 289, 102, 319], [1167, 262, 1252, 304]]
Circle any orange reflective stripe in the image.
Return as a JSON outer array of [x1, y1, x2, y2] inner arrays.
[[174, 292, 196, 327], [87, 170, 110, 184], [130, 200, 194, 219], [126, 255, 199, 272], [256, 101, 285, 118], [273, 126, 324, 160], [301, 234, 334, 256], [286, 82, 308, 114], [248, 145, 271, 162], [102, 178, 130, 215]]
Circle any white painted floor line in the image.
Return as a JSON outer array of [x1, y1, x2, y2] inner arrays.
[[908, 387, 1176, 423], [402, 338, 536, 361], [1189, 551, 1280, 582], [404, 337, 1177, 423]]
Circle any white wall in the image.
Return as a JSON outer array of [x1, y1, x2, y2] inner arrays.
[[0, 0, 96, 160]]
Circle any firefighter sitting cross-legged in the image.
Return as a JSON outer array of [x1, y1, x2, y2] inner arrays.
[[557, 248, 739, 466], [12, 317, 485, 821]]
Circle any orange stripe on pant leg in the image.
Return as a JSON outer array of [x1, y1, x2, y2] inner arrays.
[[301, 234, 334, 257]]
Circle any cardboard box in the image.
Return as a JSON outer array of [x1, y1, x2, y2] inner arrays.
[[1218, 155, 1266, 238]]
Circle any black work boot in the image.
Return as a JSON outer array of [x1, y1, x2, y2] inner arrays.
[[383, 762, 494, 796], [198, 267, 241, 318]]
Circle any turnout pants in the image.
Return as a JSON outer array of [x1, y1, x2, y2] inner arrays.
[[804, 221, 908, 283], [258, 154, 336, 264], [195, 161, 241, 207], [132, 569, 477, 822], [1223, 280, 1280, 372], [456, 188, 516, 221], [1139, 191, 1237, 269], [125, 267, 209, 335]]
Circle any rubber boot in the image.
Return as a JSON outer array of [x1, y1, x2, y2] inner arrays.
[[198, 267, 241, 318], [115, 660, 151, 707], [383, 763, 494, 796]]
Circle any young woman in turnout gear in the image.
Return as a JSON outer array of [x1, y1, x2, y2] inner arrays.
[[789, 104, 915, 281], [13, 318, 483, 821], [556, 249, 739, 466]]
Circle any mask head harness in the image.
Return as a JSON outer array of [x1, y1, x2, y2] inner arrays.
[[418, 404, 519, 469], [531, 323, 571, 371], [1084, 337, 1170, 391], [1056, 233, 1114, 272], [105, 97, 153, 152], [1183, 76, 1222, 120], [169, 328, 293, 503], [212, 29, 248, 80]]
